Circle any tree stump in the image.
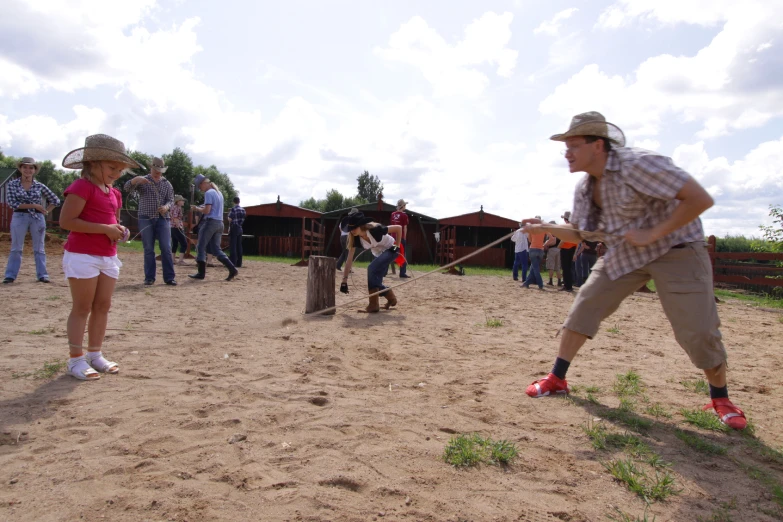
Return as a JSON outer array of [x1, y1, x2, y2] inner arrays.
[[305, 256, 336, 315]]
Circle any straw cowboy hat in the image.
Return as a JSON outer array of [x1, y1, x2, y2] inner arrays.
[[396, 199, 407, 210], [17, 157, 40, 171], [62, 134, 141, 169], [549, 111, 626, 148], [174, 194, 186, 203], [148, 156, 168, 173]]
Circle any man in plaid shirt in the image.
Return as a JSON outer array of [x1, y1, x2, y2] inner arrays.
[[227, 196, 246, 267], [124, 156, 176, 285], [521, 111, 747, 430]]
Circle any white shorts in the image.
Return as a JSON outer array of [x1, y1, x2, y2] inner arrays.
[[62, 251, 122, 280]]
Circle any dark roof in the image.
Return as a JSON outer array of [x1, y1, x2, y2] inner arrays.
[[321, 199, 437, 222], [439, 209, 519, 228], [0, 168, 17, 186], [244, 200, 322, 219]]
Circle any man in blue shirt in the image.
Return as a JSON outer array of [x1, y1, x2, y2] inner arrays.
[[227, 197, 246, 268], [188, 175, 238, 281]]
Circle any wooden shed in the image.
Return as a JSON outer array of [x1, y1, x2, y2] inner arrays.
[[0, 167, 18, 232], [437, 207, 518, 268], [321, 198, 439, 265], [241, 197, 324, 258]]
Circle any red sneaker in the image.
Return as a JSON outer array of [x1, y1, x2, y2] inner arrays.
[[526, 373, 571, 398], [703, 398, 747, 430]]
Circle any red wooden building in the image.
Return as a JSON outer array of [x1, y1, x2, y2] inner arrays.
[[321, 198, 438, 265], [437, 207, 518, 268], [241, 197, 324, 258], [0, 167, 18, 232]]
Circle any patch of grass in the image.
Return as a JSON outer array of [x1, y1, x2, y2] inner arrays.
[[582, 420, 608, 450], [681, 378, 710, 396], [603, 458, 680, 503], [744, 438, 783, 464], [613, 370, 644, 397], [442, 433, 518, 468], [713, 289, 783, 309], [696, 498, 736, 522], [619, 398, 637, 412], [12, 360, 66, 379], [29, 326, 56, 335], [645, 403, 672, 420], [603, 408, 653, 432], [606, 324, 621, 334], [606, 432, 651, 458], [484, 316, 503, 328], [144, 289, 153, 296], [45, 295, 60, 301], [587, 392, 600, 404], [680, 408, 730, 433], [674, 429, 728, 455]]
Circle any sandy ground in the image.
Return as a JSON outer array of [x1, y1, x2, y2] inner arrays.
[[0, 240, 782, 522]]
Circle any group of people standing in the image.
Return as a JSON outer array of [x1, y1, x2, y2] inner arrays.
[[511, 211, 600, 292]]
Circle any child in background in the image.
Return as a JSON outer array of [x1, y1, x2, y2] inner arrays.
[[59, 134, 139, 380]]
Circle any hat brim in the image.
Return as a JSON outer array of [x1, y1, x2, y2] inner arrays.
[[550, 120, 626, 147], [62, 146, 141, 170], [17, 161, 40, 170], [347, 217, 373, 230]]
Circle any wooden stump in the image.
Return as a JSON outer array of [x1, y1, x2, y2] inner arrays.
[[305, 256, 336, 315]]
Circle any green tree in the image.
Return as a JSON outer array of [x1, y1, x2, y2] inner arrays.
[[357, 170, 383, 202], [760, 204, 783, 252], [299, 196, 322, 211]]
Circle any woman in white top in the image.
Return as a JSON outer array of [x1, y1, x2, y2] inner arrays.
[[340, 212, 402, 313]]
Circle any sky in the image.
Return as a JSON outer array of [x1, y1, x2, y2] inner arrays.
[[1, 0, 782, 237]]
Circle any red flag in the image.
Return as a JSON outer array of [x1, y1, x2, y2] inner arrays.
[[394, 242, 406, 267]]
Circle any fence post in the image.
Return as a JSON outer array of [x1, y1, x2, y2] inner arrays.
[[305, 256, 336, 315]]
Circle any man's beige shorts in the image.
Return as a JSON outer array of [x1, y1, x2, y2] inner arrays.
[[564, 242, 727, 370]]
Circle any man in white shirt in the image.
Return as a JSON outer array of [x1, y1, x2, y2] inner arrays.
[[510, 224, 529, 282]]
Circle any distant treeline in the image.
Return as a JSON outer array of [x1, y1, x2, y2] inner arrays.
[[0, 148, 237, 210], [713, 235, 779, 253]]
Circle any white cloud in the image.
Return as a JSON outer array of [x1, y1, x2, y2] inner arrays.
[[542, 1, 783, 139], [673, 137, 783, 236], [632, 139, 660, 151], [597, 0, 737, 28], [0, 106, 109, 161], [375, 12, 518, 98], [534, 8, 579, 36]]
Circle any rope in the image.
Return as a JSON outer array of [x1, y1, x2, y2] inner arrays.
[[303, 230, 517, 317]]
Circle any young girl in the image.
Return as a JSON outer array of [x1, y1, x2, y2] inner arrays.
[[340, 212, 402, 313], [59, 134, 139, 381]]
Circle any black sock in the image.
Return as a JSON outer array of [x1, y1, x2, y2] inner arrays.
[[709, 384, 729, 399], [551, 358, 571, 380]]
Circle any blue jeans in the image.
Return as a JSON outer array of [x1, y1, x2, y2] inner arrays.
[[367, 248, 398, 290], [139, 216, 175, 282], [197, 218, 229, 263], [512, 250, 529, 281], [229, 224, 243, 266], [171, 227, 188, 254], [523, 248, 544, 288], [399, 239, 408, 277], [4, 212, 48, 280], [578, 253, 597, 284]]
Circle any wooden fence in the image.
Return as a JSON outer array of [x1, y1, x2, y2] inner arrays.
[[707, 235, 783, 293]]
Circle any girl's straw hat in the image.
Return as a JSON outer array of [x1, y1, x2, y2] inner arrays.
[[62, 134, 141, 170]]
